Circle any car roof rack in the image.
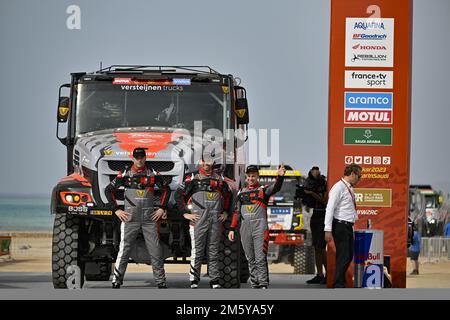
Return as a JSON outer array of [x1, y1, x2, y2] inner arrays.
[[95, 65, 221, 76]]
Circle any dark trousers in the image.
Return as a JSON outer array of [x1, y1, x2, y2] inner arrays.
[[332, 220, 354, 288]]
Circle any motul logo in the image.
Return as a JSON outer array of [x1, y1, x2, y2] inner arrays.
[[345, 110, 392, 124]]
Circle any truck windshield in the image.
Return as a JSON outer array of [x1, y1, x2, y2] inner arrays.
[[75, 81, 228, 135], [259, 177, 298, 202], [425, 195, 438, 208]]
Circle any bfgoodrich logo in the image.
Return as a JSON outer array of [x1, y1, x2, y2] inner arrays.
[[353, 33, 387, 40]]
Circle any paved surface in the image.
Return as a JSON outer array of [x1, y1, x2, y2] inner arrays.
[[0, 272, 324, 289]]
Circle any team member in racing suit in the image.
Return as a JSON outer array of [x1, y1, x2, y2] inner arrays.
[[175, 159, 232, 289], [228, 164, 286, 289], [105, 147, 171, 289]]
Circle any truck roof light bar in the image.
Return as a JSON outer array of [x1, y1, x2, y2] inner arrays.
[[95, 65, 220, 76]]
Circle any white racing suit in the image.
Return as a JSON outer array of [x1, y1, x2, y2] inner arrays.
[[230, 175, 284, 288], [175, 169, 232, 285], [105, 166, 170, 286]]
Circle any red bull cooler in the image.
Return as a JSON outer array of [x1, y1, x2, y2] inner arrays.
[[354, 230, 384, 288]]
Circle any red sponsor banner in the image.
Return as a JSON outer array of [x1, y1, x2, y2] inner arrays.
[[327, 0, 412, 288]]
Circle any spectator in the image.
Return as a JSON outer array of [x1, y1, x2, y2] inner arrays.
[[409, 229, 421, 275]]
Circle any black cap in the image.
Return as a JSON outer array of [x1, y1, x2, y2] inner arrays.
[[245, 165, 259, 174], [132, 147, 147, 159], [311, 166, 320, 171]]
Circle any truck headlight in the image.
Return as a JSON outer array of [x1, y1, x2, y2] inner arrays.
[[60, 192, 92, 206]]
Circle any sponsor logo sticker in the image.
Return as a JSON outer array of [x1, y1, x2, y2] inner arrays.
[[91, 210, 113, 216], [345, 92, 393, 109], [344, 128, 393, 146], [354, 188, 392, 207], [357, 209, 379, 216], [345, 71, 393, 89], [136, 190, 145, 198], [345, 110, 392, 124], [346, 18, 394, 67], [207, 192, 217, 201]]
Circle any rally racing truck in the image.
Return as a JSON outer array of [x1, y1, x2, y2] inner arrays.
[[256, 165, 315, 274], [51, 65, 251, 288]]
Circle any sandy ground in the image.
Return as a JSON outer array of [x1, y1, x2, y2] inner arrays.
[[1, 231, 449, 288]]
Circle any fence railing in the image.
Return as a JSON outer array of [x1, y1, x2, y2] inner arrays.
[[419, 237, 450, 263]]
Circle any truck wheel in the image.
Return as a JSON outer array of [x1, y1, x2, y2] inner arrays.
[[293, 245, 315, 274], [85, 262, 112, 281], [52, 214, 85, 289], [219, 231, 241, 288]]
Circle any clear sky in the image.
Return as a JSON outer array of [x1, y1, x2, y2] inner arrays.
[[0, 0, 449, 196]]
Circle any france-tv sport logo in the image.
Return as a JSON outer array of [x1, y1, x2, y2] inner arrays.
[[344, 92, 393, 124]]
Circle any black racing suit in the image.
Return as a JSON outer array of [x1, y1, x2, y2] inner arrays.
[[230, 175, 284, 287], [305, 175, 328, 250], [105, 165, 171, 285], [175, 169, 232, 285]]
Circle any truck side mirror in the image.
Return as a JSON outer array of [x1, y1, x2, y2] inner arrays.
[[234, 86, 249, 125], [235, 98, 249, 125], [58, 96, 70, 123], [57, 84, 71, 145]]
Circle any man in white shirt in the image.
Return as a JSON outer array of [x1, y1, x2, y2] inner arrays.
[[324, 164, 362, 288]]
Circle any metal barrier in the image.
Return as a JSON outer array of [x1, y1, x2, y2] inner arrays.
[[419, 237, 450, 263]]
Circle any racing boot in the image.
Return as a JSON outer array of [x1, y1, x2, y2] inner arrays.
[[158, 282, 168, 289]]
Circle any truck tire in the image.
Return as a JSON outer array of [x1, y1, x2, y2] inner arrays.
[[85, 262, 112, 281], [219, 231, 241, 288], [293, 245, 315, 274], [52, 214, 85, 289]]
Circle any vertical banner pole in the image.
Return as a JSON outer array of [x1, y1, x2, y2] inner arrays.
[[327, 0, 412, 288]]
